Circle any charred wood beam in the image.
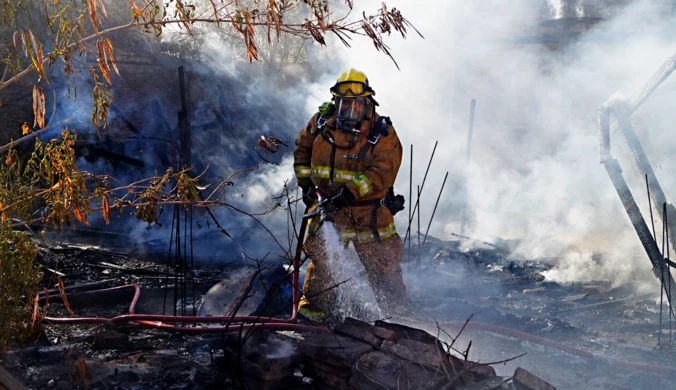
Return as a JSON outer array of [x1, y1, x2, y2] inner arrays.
[[150, 99, 175, 168], [77, 144, 145, 168], [602, 156, 675, 303], [599, 53, 676, 303], [607, 54, 676, 136], [0, 365, 26, 390], [178, 66, 191, 167], [611, 104, 676, 248], [38, 280, 115, 299], [110, 105, 142, 135]]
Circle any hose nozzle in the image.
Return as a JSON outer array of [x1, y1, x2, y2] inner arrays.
[[316, 194, 334, 224], [302, 192, 336, 223]]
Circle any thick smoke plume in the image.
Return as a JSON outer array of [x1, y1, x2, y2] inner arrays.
[[45, 1, 676, 295], [319, 0, 676, 295]]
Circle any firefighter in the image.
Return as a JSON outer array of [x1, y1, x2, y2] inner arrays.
[[294, 69, 408, 320]]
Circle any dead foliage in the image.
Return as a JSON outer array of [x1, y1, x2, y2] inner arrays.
[[58, 277, 76, 316], [0, 1, 419, 132]]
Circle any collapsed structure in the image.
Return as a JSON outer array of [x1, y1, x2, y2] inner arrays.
[[6, 1, 676, 389]]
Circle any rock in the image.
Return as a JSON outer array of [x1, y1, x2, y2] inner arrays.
[[312, 367, 350, 390], [457, 377, 507, 390], [513, 367, 556, 390], [312, 361, 352, 379], [465, 364, 497, 380], [370, 326, 397, 342], [221, 332, 301, 382], [298, 334, 374, 368], [303, 320, 544, 390], [374, 321, 438, 345], [226, 354, 295, 381], [334, 322, 383, 348], [89, 330, 129, 350], [349, 375, 381, 390], [242, 376, 295, 390], [380, 338, 443, 367], [348, 376, 363, 390], [352, 351, 445, 390]]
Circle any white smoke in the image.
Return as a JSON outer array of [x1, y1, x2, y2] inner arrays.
[[65, 0, 676, 294], [547, 0, 585, 18], [310, 0, 676, 294]]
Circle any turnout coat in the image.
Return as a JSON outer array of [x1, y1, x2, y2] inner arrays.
[[293, 111, 403, 243]]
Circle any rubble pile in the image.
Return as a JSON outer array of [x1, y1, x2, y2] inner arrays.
[[298, 318, 555, 390], [213, 331, 304, 390]]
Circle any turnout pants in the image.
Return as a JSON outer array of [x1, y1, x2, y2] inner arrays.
[[301, 229, 408, 315]]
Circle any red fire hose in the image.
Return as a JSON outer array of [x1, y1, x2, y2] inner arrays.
[[42, 282, 325, 333], [40, 212, 676, 376], [42, 214, 325, 333]]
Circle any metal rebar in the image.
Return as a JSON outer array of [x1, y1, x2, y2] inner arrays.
[[405, 141, 438, 244], [173, 205, 181, 318], [422, 172, 449, 248], [183, 207, 188, 317], [191, 206, 196, 319], [408, 145, 413, 260], [163, 199, 177, 316], [417, 185, 421, 269]]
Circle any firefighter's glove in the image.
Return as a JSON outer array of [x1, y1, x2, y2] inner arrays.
[[329, 186, 355, 209], [301, 185, 316, 208]]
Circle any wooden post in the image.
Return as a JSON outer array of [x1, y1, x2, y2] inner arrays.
[[177, 66, 191, 167], [0, 365, 26, 390]]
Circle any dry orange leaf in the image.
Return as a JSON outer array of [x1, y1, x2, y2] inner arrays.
[[32, 292, 40, 326], [32, 86, 45, 129], [96, 39, 112, 85], [103, 39, 120, 77], [97, 0, 108, 19], [72, 204, 91, 226], [75, 356, 90, 387], [87, 0, 99, 35], [102, 196, 110, 224], [128, 0, 145, 19], [57, 277, 75, 316]]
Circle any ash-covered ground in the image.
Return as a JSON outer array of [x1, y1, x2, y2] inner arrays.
[[403, 236, 676, 389], [2, 231, 675, 389]]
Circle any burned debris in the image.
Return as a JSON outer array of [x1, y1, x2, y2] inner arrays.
[[7, 2, 676, 390]]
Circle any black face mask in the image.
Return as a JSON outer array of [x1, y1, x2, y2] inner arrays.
[[336, 98, 367, 133]]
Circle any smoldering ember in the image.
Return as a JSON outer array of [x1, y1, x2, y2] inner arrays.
[[5, 2, 676, 390]]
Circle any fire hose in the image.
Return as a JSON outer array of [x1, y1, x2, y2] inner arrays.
[[41, 205, 328, 334], [42, 283, 676, 375], [40, 199, 676, 376]]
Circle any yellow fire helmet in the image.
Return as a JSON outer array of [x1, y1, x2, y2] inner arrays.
[[330, 69, 375, 98]]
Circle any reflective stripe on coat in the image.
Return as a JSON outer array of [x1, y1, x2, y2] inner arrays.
[[294, 112, 403, 241]]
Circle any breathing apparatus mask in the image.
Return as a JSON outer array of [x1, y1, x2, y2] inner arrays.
[[335, 97, 369, 133]]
